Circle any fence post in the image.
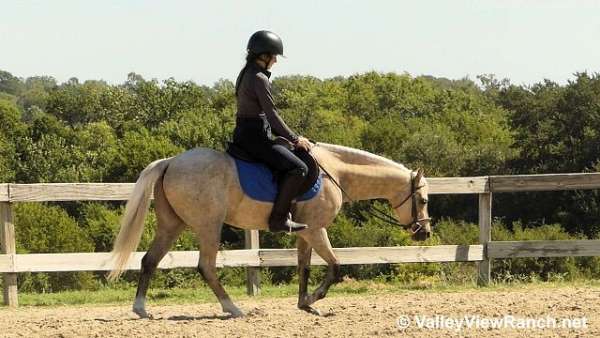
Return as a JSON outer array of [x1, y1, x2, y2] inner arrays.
[[244, 229, 260, 296], [1, 202, 18, 307], [477, 193, 492, 286]]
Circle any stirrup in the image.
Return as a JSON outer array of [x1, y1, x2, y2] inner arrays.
[[287, 221, 308, 233], [269, 214, 307, 233], [286, 212, 306, 233]]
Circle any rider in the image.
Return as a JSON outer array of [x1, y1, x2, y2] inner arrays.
[[233, 30, 312, 233]]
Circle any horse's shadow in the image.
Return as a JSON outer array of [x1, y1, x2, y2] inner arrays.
[[94, 307, 333, 322], [93, 313, 234, 322], [167, 314, 234, 321]]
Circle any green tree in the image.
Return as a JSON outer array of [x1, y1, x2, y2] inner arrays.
[[0, 70, 23, 96], [18, 76, 57, 110], [491, 72, 600, 236], [112, 127, 183, 182], [0, 99, 28, 182], [15, 203, 97, 292]]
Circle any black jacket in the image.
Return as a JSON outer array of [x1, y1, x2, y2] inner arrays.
[[235, 62, 298, 143]]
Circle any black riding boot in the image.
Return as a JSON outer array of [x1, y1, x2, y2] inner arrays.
[[269, 172, 308, 232]]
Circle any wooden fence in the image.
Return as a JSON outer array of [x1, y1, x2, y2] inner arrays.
[[3, 173, 600, 307]]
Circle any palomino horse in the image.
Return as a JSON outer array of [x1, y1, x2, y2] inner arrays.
[[108, 142, 432, 318]]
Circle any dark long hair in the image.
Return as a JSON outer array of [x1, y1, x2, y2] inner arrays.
[[235, 52, 259, 96]]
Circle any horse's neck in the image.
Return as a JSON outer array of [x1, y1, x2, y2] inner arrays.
[[338, 164, 410, 202], [318, 147, 411, 203]]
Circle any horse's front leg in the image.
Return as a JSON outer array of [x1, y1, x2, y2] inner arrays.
[[298, 228, 342, 313]]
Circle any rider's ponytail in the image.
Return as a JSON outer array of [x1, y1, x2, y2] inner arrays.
[[235, 52, 259, 96]]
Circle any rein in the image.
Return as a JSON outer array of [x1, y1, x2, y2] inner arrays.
[[310, 143, 430, 234]]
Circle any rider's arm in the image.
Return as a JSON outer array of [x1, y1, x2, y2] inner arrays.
[[254, 73, 299, 143]]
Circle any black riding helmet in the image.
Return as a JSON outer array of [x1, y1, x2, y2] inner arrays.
[[235, 30, 284, 96], [247, 30, 284, 57]]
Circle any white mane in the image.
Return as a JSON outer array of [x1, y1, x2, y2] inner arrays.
[[317, 143, 409, 171]]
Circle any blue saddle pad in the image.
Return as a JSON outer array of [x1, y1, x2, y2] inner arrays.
[[233, 158, 322, 202]]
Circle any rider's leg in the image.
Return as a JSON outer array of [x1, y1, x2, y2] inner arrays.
[[264, 144, 309, 232], [268, 167, 307, 232], [251, 143, 309, 232]]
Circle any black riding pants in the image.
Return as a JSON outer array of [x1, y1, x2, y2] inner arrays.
[[233, 117, 308, 177]]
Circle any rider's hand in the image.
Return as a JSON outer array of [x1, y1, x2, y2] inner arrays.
[[294, 136, 313, 151]]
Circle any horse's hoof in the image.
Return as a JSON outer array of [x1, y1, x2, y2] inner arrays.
[[225, 308, 245, 318], [133, 307, 152, 319], [299, 305, 322, 316]]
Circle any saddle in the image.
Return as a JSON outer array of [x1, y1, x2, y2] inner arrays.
[[226, 138, 321, 200]]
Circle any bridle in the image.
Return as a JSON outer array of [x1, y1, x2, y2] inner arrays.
[[388, 171, 432, 234], [312, 148, 431, 235]]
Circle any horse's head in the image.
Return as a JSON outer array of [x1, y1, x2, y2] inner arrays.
[[391, 168, 432, 241]]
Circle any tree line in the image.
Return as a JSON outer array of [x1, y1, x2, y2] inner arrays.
[[1, 69, 600, 291]]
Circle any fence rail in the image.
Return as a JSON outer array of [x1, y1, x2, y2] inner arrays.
[[0, 245, 485, 273], [2, 173, 600, 307]]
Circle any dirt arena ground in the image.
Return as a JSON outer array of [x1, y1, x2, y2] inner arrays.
[[0, 286, 596, 337]]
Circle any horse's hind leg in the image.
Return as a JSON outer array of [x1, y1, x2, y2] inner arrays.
[[194, 221, 244, 318], [298, 228, 342, 311], [133, 176, 185, 318]]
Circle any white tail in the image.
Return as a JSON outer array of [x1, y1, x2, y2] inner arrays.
[[107, 158, 172, 281]]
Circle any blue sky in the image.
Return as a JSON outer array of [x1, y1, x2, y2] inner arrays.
[[2, 0, 599, 86]]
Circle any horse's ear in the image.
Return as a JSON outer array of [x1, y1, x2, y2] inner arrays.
[[415, 168, 424, 184]]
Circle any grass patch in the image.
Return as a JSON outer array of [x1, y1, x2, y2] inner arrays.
[[14, 278, 600, 307]]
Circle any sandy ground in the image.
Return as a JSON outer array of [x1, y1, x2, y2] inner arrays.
[[0, 286, 596, 338]]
